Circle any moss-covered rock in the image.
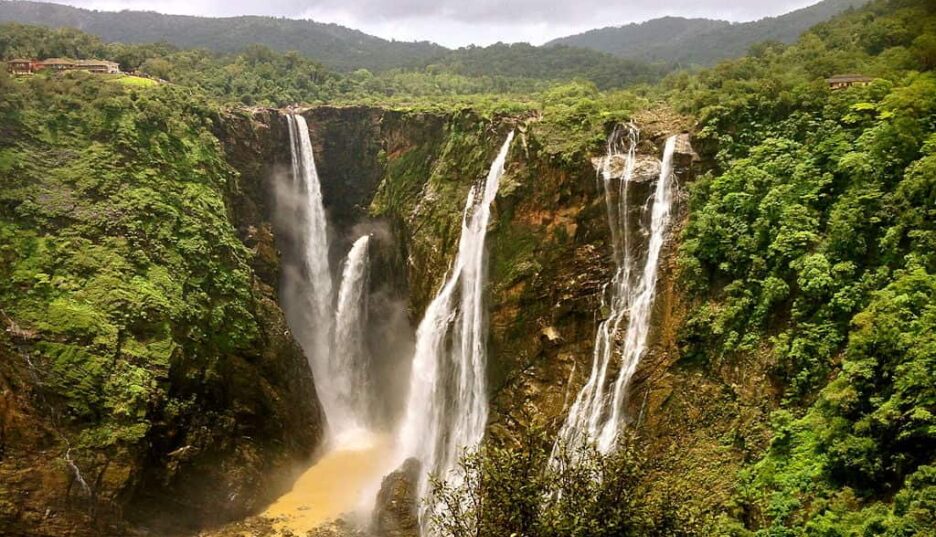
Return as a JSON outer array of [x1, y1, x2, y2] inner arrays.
[[0, 77, 324, 536]]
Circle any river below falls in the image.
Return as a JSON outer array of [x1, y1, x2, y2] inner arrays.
[[261, 431, 391, 534]]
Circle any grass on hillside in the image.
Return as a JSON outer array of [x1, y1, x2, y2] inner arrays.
[[110, 74, 158, 87]]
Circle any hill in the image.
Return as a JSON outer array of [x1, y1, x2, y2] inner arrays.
[[419, 42, 667, 90], [0, 0, 445, 71], [0, 0, 869, 85], [0, 1, 668, 87], [546, 0, 869, 65]]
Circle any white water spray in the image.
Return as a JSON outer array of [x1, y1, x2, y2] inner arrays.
[[395, 131, 515, 528], [333, 234, 372, 440], [286, 113, 338, 429], [555, 130, 677, 456]]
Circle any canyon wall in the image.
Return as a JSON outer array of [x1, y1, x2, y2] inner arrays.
[[0, 102, 325, 536], [0, 101, 771, 536]]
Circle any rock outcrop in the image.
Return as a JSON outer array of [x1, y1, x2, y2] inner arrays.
[[373, 458, 421, 537]]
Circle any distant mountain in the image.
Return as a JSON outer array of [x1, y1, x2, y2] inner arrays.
[[0, 0, 446, 71], [0, 0, 670, 88], [546, 0, 869, 66], [421, 43, 668, 89], [0, 0, 867, 84]]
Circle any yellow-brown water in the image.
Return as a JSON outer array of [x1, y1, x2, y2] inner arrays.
[[262, 432, 391, 534]]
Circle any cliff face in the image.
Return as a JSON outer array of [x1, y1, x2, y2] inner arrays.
[[0, 97, 743, 537], [247, 105, 702, 447], [268, 105, 766, 526], [0, 98, 325, 536]]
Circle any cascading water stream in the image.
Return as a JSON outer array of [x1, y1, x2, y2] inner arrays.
[[333, 234, 372, 439], [554, 130, 677, 456], [287, 113, 335, 414], [287, 113, 376, 443], [266, 114, 386, 533], [395, 131, 514, 530]]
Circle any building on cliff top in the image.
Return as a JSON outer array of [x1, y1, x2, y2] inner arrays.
[[41, 58, 76, 71], [6, 58, 120, 75], [6, 59, 38, 75], [826, 74, 873, 90]]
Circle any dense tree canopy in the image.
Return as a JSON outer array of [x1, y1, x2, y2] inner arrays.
[[670, 0, 936, 533]]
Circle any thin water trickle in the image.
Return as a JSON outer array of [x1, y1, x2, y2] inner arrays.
[[554, 130, 677, 457]]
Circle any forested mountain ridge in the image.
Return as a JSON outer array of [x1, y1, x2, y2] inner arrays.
[[0, 0, 863, 83], [547, 0, 869, 65], [0, 2, 667, 89], [0, 0, 446, 72], [0, 21, 666, 102]]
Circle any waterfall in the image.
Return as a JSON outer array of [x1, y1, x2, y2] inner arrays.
[[333, 234, 372, 438], [395, 131, 515, 527], [286, 113, 337, 429], [555, 130, 677, 456]]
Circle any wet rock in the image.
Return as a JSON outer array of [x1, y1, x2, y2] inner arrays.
[[372, 458, 420, 537], [673, 132, 699, 171], [540, 326, 563, 345]]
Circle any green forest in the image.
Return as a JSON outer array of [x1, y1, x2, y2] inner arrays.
[[0, 0, 933, 536]]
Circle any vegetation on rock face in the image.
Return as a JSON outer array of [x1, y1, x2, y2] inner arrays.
[[0, 68, 322, 531], [1, 70, 251, 446], [668, 0, 936, 533]]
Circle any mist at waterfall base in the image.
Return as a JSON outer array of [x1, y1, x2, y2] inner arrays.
[[265, 114, 417, 530]]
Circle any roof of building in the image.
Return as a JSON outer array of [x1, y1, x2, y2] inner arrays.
[[826, 74, 873, 82], [42, 58, 76, 65], [75, 59, 119, 66], [8, 59, 34, 63]]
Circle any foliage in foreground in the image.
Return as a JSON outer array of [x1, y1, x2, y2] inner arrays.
[[427, 428, 694, 537]]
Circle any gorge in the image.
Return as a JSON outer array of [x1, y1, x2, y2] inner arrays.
[[2, 2, 934, 531], [214, 107, 696, 535], [0, 99, 702, 536]]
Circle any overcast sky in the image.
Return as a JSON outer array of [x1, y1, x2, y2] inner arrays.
[[34, 0, 825, 47]]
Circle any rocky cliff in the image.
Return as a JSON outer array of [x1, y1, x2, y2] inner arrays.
[[220, 106, 710, 492], [0, 93, 325, 537]]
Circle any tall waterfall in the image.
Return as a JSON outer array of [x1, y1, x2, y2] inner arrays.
[[555, 130, 677, 455], [333, 234, 372, 438], [396, 132, 515, 525], [286, 113, 341, 431]]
